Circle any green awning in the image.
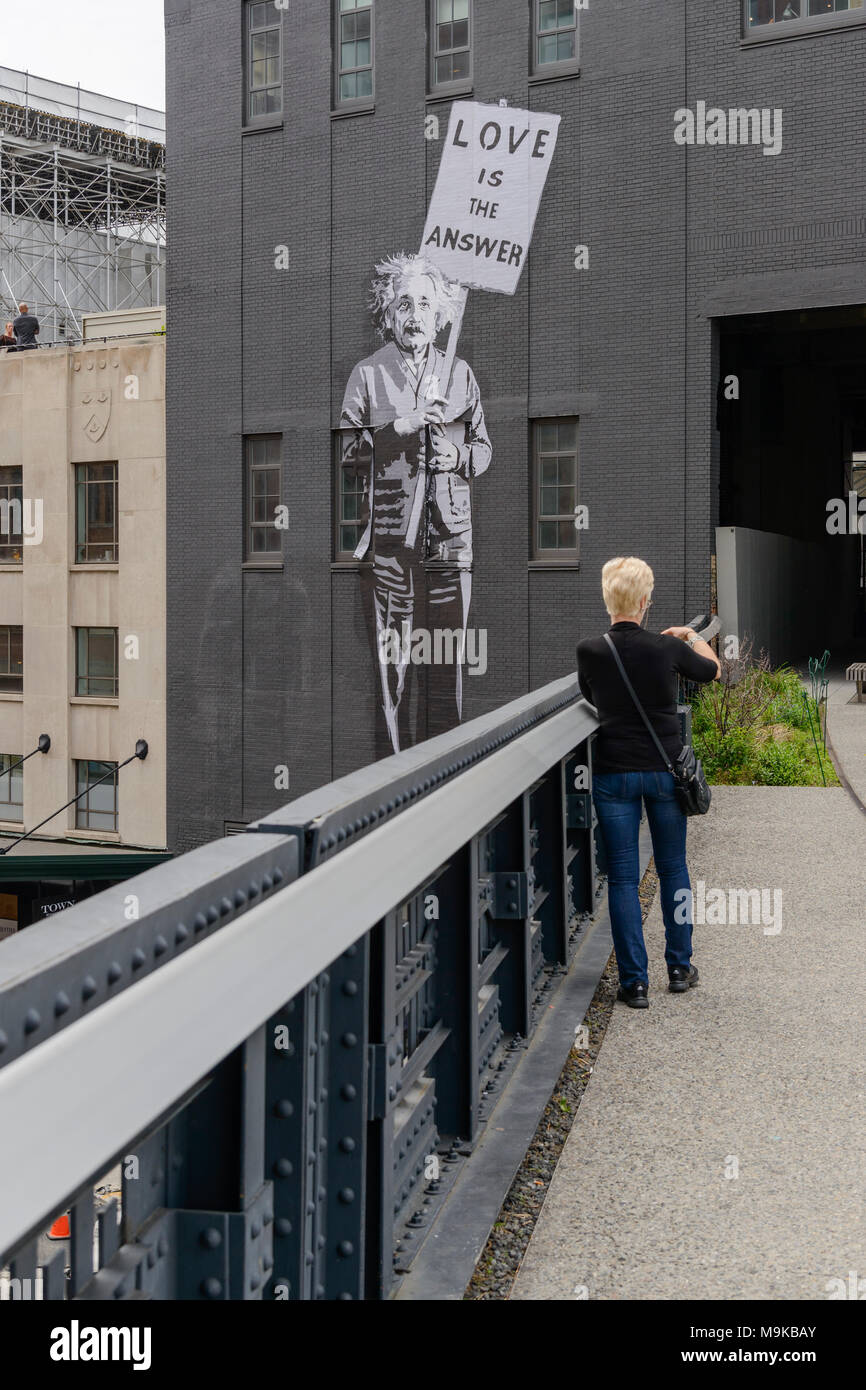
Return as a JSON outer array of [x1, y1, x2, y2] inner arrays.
[[0, 852, 172, 882]]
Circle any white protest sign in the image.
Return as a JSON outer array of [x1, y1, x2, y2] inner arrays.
[[421, 101, 561, 296]]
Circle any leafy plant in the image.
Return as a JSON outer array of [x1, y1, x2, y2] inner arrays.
[[693, 726, 755, 783], [688, 636, 839, 788], [755, 740, 806, 786], [696, 636, 775, 740]]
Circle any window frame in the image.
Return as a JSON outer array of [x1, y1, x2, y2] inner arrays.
[[74, 462, 118, 565], [0, 626, 23, 694], [334, 0, 375, 113], [75, 626, 119, 700], [0, 466, 23, 566], [429, 0, 473, 96], [742, 0, 866, 40], [244, 0, 284, 128], [334, 430, 371, 563], [530, 418, 580, 565], [0, 753, 23, 823], [74, 759, 119, 833], [531, 0, 581, 80], [244, 434, 284, 566]]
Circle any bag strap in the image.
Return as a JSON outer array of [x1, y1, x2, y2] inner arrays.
[[603, 633, 676, 775]]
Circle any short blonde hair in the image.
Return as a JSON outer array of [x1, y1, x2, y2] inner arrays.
[[602, 557, 654, 619]]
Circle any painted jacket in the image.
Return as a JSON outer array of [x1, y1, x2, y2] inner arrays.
[[339, 340, 491, 560]]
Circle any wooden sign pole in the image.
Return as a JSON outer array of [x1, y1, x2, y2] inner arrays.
[[424, 284, 469, 403]]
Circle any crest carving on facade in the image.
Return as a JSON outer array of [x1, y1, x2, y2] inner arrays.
[[71, 348, 120, 441]]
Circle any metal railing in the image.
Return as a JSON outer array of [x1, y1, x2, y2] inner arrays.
[[0, 332, 165, 352], [0, 674, 602, 1301]]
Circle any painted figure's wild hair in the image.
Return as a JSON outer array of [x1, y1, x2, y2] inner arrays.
[[369, 252, 464, 342]]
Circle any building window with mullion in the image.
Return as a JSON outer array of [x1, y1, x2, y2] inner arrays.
[[0, 467, 23, 564], [245, 436, 283, 562], [532, 419, 579, 561], [334, 431, 370, 561], [746, 0, 864, 31], [534, 0, 579, 72], [75, 463, 118, 563], [0, 753, 23, 822], [245, 1, 283, 123], [75, 760, 118, 833], [431, 0, 472, 90], [75, 627, 119, 698], [336, 0, 374, 106], [0, 626, 23, 693]]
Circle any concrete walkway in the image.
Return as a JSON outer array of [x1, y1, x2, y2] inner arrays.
[[820, 660, 866, 807], [510, 778, 866, 1300]]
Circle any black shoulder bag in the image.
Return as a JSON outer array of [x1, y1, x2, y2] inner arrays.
[[603, 633, 711, 817]]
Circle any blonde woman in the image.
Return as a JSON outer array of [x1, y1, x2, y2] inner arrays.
[[577, 558, 720, 1008]]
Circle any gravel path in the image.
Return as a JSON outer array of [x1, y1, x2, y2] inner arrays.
[[464, 859, 660, 1300]]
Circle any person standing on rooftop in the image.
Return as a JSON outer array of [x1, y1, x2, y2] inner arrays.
[[12, 304, 39, 351]]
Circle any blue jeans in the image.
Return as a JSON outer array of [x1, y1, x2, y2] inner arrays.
[[592, 770, 694, 989]]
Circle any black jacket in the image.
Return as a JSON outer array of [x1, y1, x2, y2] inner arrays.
[[577, 621, 717, 773]]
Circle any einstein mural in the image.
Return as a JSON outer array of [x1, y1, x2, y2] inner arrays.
[[340, 252, 491, 755], [340, 102, 560, 757]]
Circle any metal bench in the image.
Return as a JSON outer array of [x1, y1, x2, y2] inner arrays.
[[846, 662, 866, 703]]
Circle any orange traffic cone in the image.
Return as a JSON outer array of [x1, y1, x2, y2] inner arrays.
[[48, 1212, 70, 1239]]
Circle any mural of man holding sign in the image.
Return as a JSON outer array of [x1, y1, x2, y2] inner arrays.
[[340, 102, 560, 756]]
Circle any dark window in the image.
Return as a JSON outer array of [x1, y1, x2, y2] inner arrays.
[[75, 760, 118, 832], [0, 627, 23, 693], [532, 419, 579, 560], [75, 627, 118, 698], [0, 467, 23, 564], [245, 436, 283, 561], [534, 0, 579, 70], [0, 754, 23, 822], [336, 0, 374, 105], [246, 1, 283, 122], [747, 0, 863, 26], [335, 432, 370, 560], [431, 0, 472, 89], [75, 463, 118, 564]]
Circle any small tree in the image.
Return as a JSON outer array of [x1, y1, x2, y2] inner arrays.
[[695, 636, 775, 739]]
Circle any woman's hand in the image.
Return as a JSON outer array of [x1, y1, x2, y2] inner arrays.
[[664, 625, 722, 679]]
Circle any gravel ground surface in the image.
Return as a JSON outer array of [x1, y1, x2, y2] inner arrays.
[[463, 858, 660, 1301]]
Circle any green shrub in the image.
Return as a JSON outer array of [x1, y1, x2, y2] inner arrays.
[[755, 740, 806, 786], [763, 667, 814, 731], [694, 726, 755, 783], [687, 640, 839, 788]]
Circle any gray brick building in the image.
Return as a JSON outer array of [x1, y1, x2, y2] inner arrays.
[[165, 0, 866, 853]]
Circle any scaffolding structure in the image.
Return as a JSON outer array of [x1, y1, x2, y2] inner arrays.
[[0, 67, 165, 343]]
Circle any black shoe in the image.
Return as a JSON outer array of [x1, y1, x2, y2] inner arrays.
[[668, 965, 699, 993], [617, 981, 649, 1008]]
